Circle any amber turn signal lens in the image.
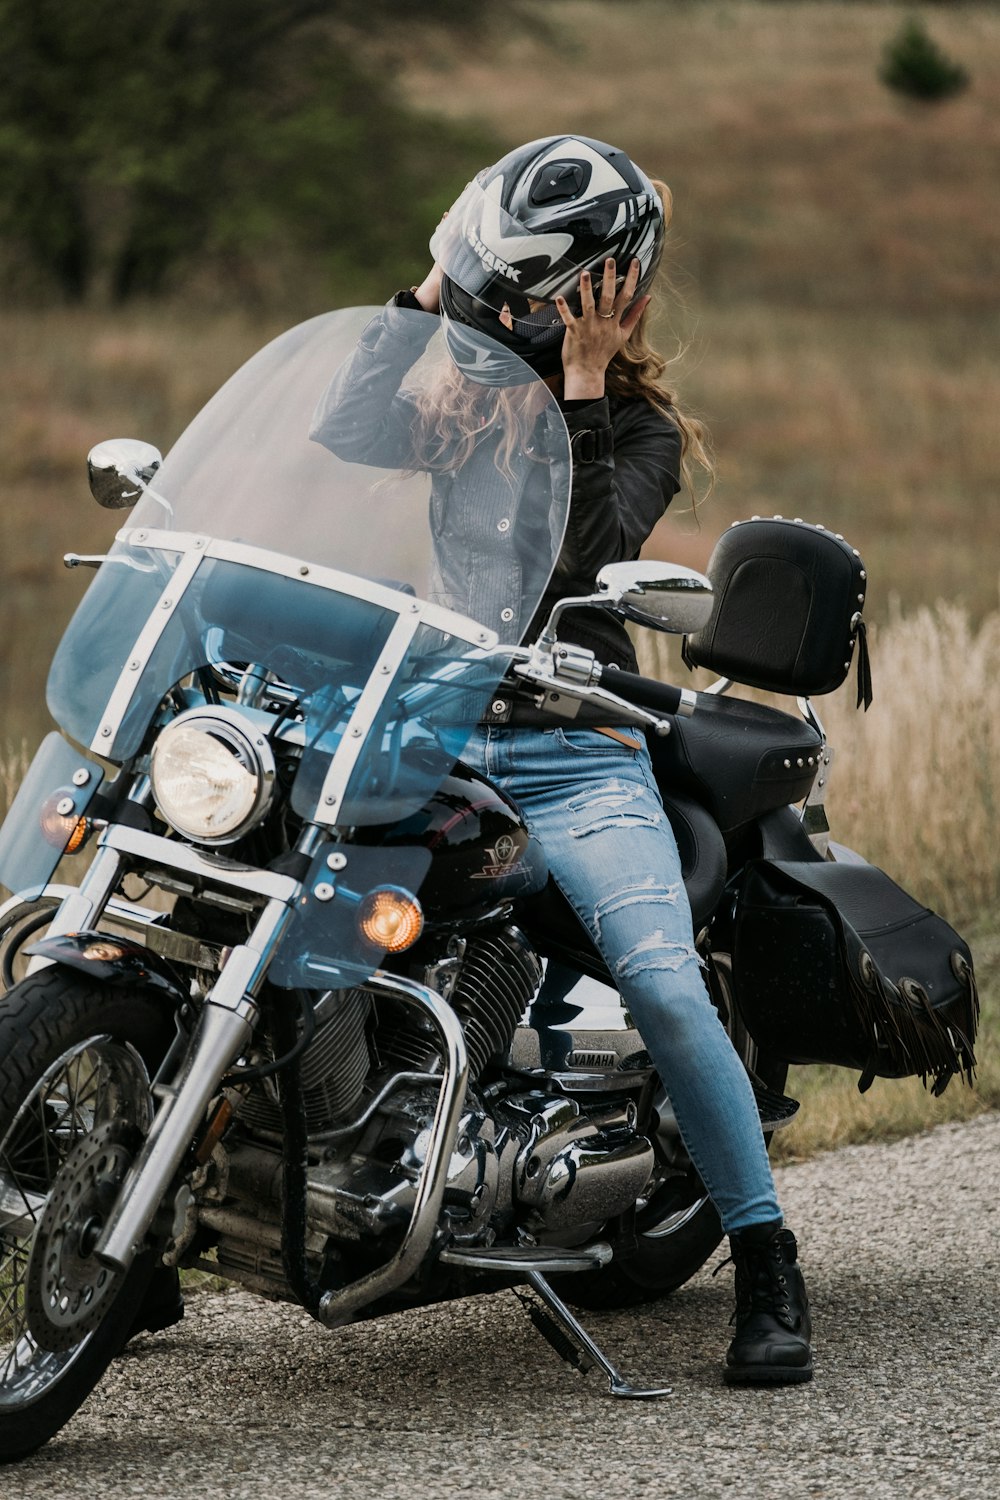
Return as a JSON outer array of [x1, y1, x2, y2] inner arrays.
[[39, 791, 90, 853], [357, 887, 424, 953]]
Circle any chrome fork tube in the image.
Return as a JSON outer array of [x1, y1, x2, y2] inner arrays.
[[24, 845, 126, 975], [26, 776, 152, 975], [95, 896, 295, 1273]]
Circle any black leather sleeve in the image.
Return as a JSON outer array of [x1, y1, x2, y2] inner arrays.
[[309, 301, 436, 468], [558, 397, 682, 580]]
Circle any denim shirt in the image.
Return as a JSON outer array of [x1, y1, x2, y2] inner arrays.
[[310, 300, 682, 673]]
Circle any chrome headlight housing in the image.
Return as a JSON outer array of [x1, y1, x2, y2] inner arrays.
[[150, 707, 276, 845]]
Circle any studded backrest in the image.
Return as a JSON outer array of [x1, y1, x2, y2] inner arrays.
[[684, 517, 870, 699]]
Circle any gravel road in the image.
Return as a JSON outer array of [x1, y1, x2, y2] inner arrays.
[[10, 1113, 999, 1500]]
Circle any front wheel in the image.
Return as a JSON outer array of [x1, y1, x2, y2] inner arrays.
[[0, 968, 175, 1463]]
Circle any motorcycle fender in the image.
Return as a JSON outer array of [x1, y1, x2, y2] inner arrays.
[[24, 929, 188, 1010]]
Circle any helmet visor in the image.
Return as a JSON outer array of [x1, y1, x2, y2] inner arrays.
[[430, 178, 623, 314]]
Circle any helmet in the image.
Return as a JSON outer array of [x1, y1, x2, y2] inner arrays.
[[431, 135, 665, 376]]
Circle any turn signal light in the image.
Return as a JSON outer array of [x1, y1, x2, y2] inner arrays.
[[39, 791, 90, 854], [357, 887, 424, 953]]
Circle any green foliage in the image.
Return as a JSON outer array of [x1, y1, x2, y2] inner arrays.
[[0, 0, 498, 305], [880, 15, 970, 103]]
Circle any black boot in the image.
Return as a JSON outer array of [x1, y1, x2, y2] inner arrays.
[[724, 1222, 813, 1386]]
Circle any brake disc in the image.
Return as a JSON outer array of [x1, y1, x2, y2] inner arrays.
[[25, 1117, 139, 1353]]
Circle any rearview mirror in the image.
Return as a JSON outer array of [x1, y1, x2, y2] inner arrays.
[[87, 439, 163, 510], [596, 560, 714, 634]]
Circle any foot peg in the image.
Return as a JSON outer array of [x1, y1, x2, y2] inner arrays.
[[750, 1077, 800, 1133], [520, 1270, 672, 1400]]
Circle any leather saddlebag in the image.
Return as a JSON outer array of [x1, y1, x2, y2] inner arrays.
[[731, 859, 978, 1094]]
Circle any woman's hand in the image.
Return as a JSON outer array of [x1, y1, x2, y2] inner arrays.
[[555, 256, 650, 400], [412, 261, 445, 313], [412, 212, 449, 312]]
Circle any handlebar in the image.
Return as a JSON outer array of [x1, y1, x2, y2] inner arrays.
[[597, 666, 696, 719]]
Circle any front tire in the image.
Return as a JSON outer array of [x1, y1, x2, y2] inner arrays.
[[0, 968, 174, 1463]]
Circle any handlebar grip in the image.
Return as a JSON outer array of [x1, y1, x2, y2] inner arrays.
[[599, 666, 694, 718]]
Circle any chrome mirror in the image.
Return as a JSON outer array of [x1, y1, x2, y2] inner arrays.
[[596, 560, 714, 634], [87, 438, 163, 510]]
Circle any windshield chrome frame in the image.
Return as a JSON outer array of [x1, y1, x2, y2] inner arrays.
[[91, 526, 499, 827]]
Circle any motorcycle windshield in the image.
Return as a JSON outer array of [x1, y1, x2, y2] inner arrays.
[[45, 307, 571, 829]]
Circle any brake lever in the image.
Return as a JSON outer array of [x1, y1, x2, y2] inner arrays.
[[509, 659, 673, 736]]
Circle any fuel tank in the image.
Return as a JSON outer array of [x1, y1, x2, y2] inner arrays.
[[366, 760, 548, 924]]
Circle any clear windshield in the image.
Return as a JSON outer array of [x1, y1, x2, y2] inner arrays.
[[44, 307, 571, 828]]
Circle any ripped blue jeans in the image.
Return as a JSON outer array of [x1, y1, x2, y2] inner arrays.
[[461, 724, 782, 1234]]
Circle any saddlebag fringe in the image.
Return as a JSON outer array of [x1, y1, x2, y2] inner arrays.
[[730, 860, 978, 1096]]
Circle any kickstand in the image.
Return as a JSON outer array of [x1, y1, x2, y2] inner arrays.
[[518, 1270, 673, 1400]]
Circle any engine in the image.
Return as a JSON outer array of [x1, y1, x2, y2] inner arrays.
[[196, 924, 655, 1298]]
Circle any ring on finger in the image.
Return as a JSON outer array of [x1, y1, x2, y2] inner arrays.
[[598, 309, 617, 319]]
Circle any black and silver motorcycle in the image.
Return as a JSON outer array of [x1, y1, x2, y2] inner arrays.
[[0, 308, 978, 1460]]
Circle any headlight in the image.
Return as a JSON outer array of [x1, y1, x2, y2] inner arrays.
[[150, 708, 275, 844]]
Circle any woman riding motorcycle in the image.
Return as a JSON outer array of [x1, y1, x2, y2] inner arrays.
[[311, 135, 813, 1386]]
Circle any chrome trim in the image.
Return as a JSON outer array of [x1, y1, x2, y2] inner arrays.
[[511, 656, 672, 735], [641, 1195, 710, 1240], [95, 895, 296, 1272], [439, 1243, 613, 1274], [149, 705, 277, 846], [702, 677, 733, 696], [313, 608, 424, 825], [526, 1272, 673, 1399], [91, 541, 208, 753], [317, 972, 469, 1327], [99, 824, 299, 903], [116, 531, 500, 648], [795, 694, 827, 742], [795, 699, 833, 856], [309, 1071, 441, 1145], [25, 847, 126, 974], [95, 529, 498, 800], [88, 439, 163, 509]]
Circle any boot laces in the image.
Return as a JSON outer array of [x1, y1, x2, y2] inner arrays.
[[726, 1237, 796, 1328]]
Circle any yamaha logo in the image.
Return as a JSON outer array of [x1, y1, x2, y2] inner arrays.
[[472, 831, 524, 880], [567, 1051, 617, 1071], [493, 834, 516, 864]]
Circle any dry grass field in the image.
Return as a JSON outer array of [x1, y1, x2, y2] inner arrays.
[[405, 2, 1000, 611], [0, 2, 997, 1155]]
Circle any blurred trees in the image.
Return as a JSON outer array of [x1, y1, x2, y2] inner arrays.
[[0, 0, 498, 305], [880, 15, 970, 103]]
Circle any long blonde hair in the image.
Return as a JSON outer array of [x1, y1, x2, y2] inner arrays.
[[409, 371, 546, 486], [607, 179, 714, 506]]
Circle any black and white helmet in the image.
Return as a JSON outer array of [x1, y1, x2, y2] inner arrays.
[[431, 135, 665, 375]]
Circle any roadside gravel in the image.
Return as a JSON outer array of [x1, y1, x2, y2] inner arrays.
[[11, 1113, 999, 1500]]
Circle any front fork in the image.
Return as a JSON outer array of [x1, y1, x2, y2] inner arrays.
[[31, 828, 300, 1275], [37, 825, 473, 1313], [95, 895, 294, 1272]]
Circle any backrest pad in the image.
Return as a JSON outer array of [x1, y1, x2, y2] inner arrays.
[[684, 517, 868, 697]]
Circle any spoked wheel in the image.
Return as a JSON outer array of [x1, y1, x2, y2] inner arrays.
[[0, 969, 175, 1463]]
